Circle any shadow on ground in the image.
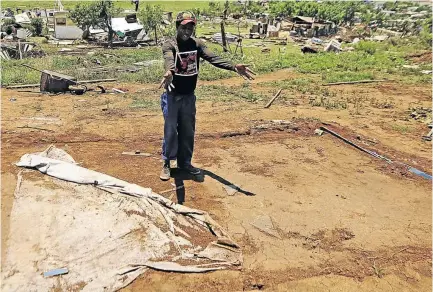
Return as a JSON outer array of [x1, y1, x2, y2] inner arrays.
[[170, 168, 255, 204]]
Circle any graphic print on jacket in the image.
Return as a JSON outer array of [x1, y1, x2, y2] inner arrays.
[[175, 50, 198, 76]]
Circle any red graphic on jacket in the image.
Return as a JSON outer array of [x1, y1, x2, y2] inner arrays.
[[175, 50, 198, 76]]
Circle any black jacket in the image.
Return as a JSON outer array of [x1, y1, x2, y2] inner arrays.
[[162, 37, 235, 94]]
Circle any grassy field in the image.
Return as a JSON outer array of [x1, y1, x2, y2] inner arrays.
[[2, 0, 213, 13], [2, 34, 431, 87]]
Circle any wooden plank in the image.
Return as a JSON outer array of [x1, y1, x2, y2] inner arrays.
[[264, 88, 283, 108], [322, 80, 391, 86], [5, 78, 117, 89]]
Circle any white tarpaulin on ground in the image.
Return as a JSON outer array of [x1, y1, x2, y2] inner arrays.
[[1, 146, 241, 292]]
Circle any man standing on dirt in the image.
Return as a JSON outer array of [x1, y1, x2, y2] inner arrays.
[[159, 11, 255, 181]]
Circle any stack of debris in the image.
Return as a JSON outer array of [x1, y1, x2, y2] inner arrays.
[[0, 42, 45, 60], [409, 107, 432, 122]]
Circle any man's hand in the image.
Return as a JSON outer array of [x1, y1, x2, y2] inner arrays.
[[159, 70, 175, 92], [235, 64, 256, 80]]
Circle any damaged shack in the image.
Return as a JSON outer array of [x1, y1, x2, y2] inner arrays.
[[288, 16, 337, 38]]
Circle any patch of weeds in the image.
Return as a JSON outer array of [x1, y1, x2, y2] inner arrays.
[[343, 94, 369, 115], [129, 95, 159, 110], [391, 124, 412, 134], [372, 260, 385, 278], [355, 41, 378, 55], [196, 84, 264, 102], [370, 97, 395, 109], [309, 96, 347, 110]]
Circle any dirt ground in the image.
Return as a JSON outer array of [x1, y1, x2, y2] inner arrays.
[[1, 70, 432, 291]]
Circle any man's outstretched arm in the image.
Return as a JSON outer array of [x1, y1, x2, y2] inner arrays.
[[160, 41, 175, 91], [197, 39, 256, 80]]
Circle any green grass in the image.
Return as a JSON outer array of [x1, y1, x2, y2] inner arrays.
[[2, 1, 212, 13], [195, 83, 265, 103], [129, 94, 160, 109], [2, 33, 431, 87]]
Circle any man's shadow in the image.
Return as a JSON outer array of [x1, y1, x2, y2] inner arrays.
[[170, 168, 255, 204]]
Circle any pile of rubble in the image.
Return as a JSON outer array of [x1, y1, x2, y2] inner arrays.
[[0, 42, 45, 60]]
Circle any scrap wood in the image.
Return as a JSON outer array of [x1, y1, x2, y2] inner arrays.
[[17, 125, 54, 132], [5, 78, 116, 89], [113, 88, 127, 94], [320, 126, 391, 162], [320, 126, 432, 180], [323, 79, 391, 86], [121, 151, 151, 156], [5, 83, 39, 89], [264, 88, 283, 108]]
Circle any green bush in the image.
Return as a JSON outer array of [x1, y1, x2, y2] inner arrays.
[[355, 41, 378, 55], [30, 18, 44, 36]]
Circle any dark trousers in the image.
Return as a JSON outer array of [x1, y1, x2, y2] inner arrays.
[[161, 92, 196, 167]]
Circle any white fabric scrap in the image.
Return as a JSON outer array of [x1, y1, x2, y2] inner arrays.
[[1, 146, 241, 292]]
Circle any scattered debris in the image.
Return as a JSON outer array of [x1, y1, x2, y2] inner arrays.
[[264, 88, 283, 108], [402, 64, 419, 69], [301, 46, 318, 54], [409, 107, 431, 121], [324, 39, 341, 52], [311, 37, 323, 44], [43, 267, 69, 278], [0, 42, 44, 60], [113, 88, 126, 94], [39, 70, 79, 93], [320, 126, 392, 163], [422, 124, 432, 141], [319, 126, 432, 180], [372, 35, 388, 42], [314, 128, 324, 136], [222, 184, 240, 196], [420, 70, 432, 74], [121, 151, 152, 156], [408, 167, 432, 180], [5, 79, 116, 90], [212, 32, 238, 44], [250, 215, 281, 239]]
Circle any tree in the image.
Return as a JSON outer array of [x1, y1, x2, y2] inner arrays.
[[95, 0, 120, 47], [191, 8, 201, 20], [69, 0, 120, 46], [68, 3, 100, 34], [30, 18, 44, 36], [207, 1, 223, 18], [138, 4, 163, 43]]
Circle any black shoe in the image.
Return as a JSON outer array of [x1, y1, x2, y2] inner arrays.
[[160, 161, 170, 181], [181, 164, 201, 175]]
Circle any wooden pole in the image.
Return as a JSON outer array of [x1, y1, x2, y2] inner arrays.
[[323, 79, 391, 86], [264, 88, 282, 108]]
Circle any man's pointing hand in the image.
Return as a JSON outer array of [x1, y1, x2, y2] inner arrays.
[[159, 70, 175, 92], [235, 64, 256, 80]]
